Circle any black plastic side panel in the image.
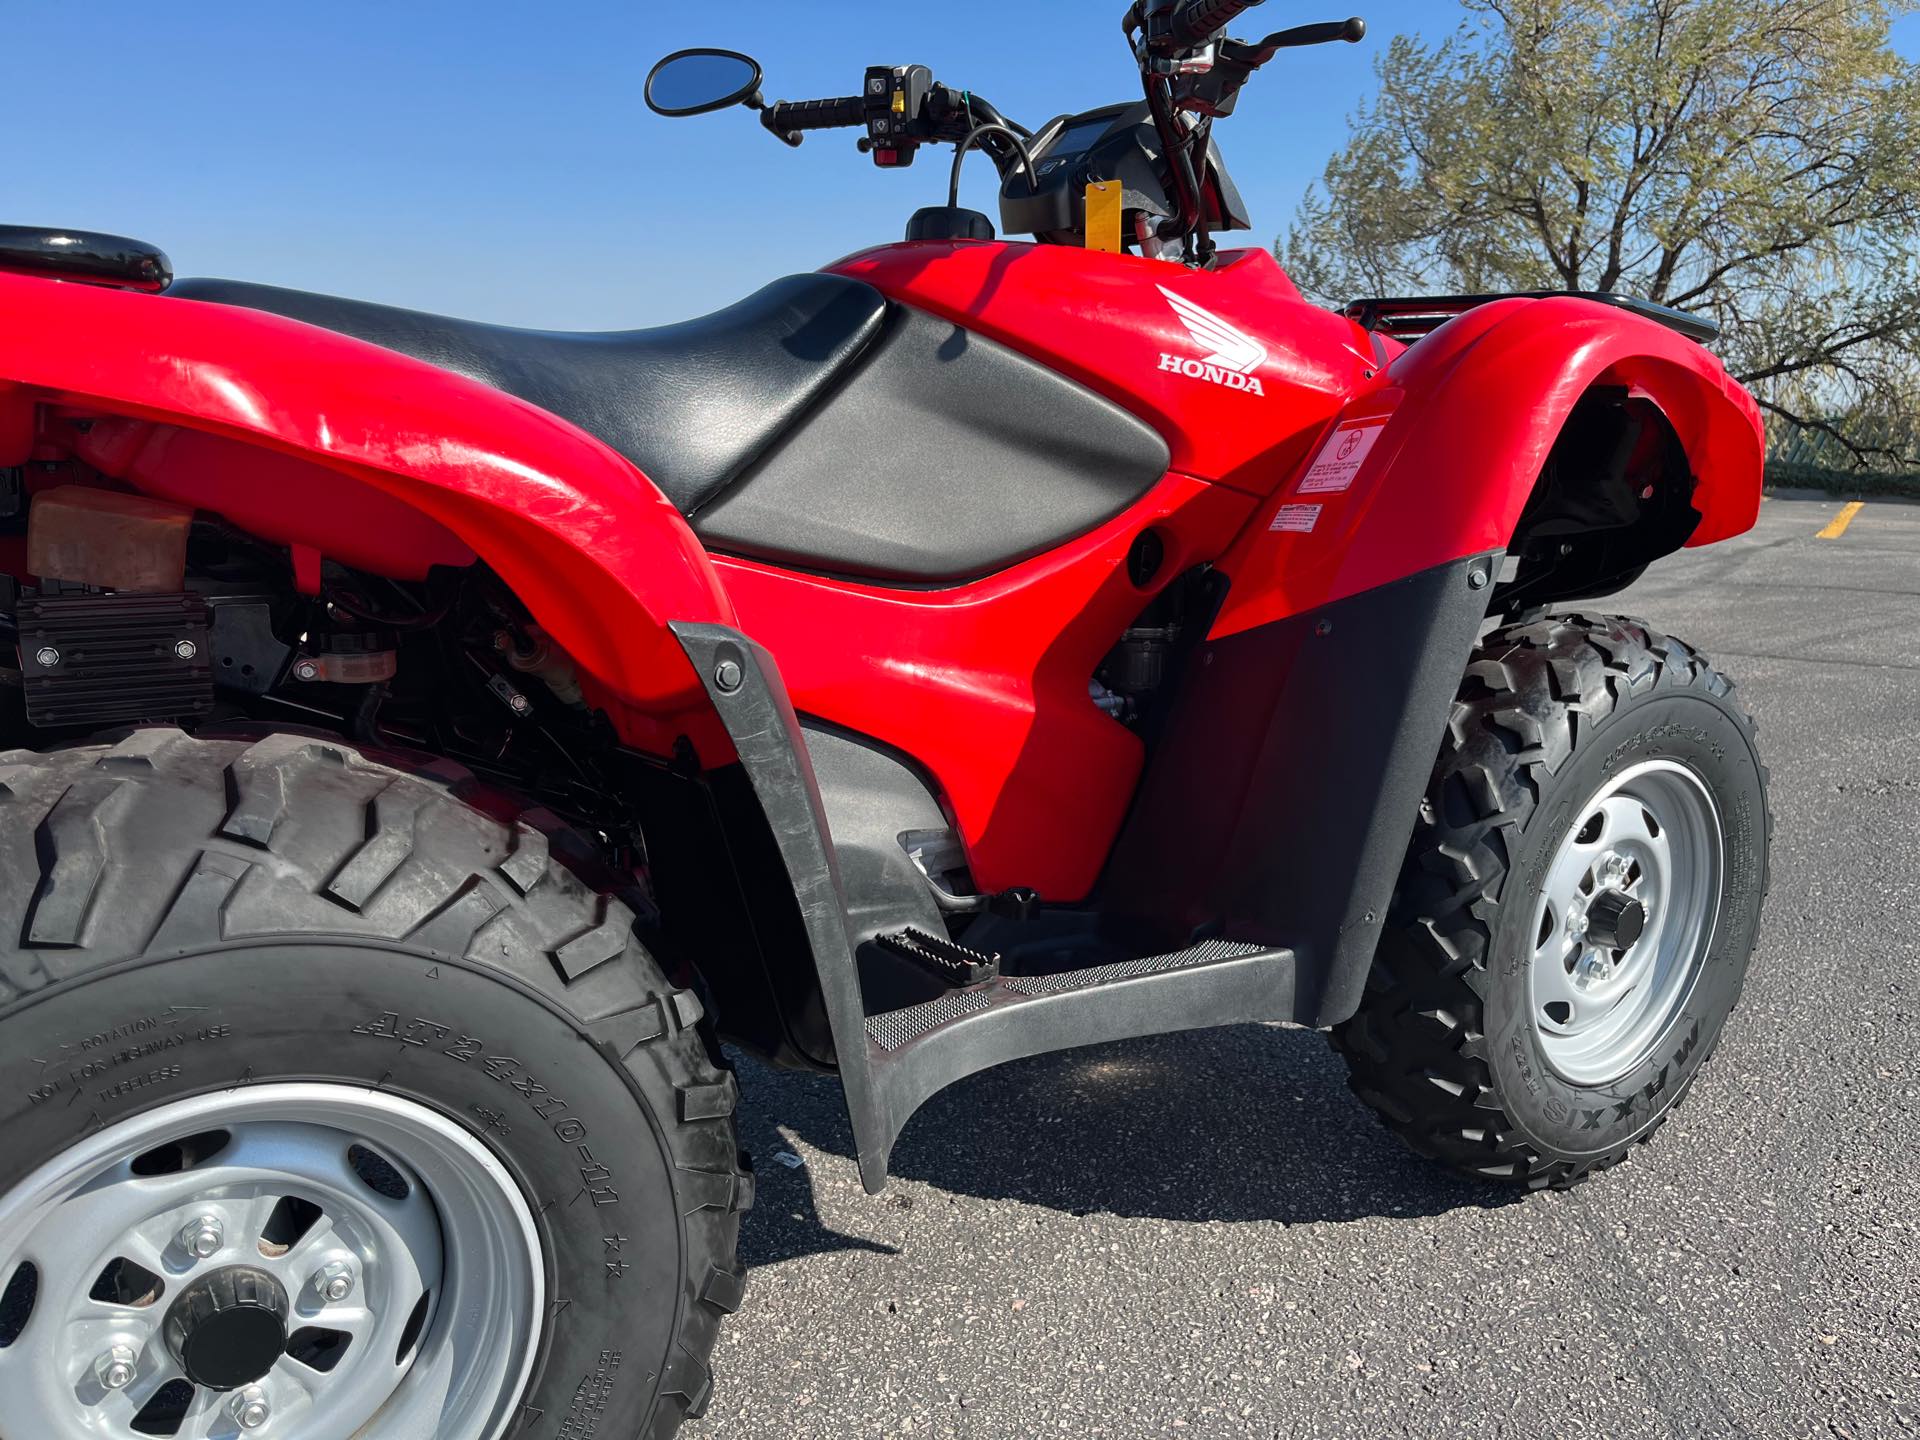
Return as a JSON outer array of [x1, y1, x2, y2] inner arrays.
[[615, 751, 837, 1070], [692, 306, 1173, 583], [799, 721, 951, 947], [1102, 554, 1500, 1027]]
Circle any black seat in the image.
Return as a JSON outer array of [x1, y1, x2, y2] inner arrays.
[[166, 273, 889, 517]]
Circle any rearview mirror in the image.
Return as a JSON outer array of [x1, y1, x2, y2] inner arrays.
[[645, 49, 764, 118]]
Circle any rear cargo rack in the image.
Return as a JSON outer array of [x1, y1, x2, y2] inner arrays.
[[1346, 291, 1719, 345]]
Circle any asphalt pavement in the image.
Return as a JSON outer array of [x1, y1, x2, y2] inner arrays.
[[709, 493, 1919, 1440]]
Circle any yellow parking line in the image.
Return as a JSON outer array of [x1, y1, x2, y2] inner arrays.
[[1817, 501, 1866, 540]]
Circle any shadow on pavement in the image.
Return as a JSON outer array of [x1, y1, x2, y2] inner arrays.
[[731, 1022, 1521, 1267]]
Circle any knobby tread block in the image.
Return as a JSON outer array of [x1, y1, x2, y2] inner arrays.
[[550, 900, 635, 983], [497, 822, 550, 895], [586, 999, 670, 1057], [219, 737, 343, 847], [404, 879, 508, 954], [326, 782, 427, 911], [660, 1343, 715, 1419], [679, 1082, 736, 1123], [676, 1166, 742, 1216], [700, 1264, 748, 1315], [28, 778, 129, 947], [669, 988, 705, 1031], [94, 729, 180, 775], [146, 850, 253, 953]]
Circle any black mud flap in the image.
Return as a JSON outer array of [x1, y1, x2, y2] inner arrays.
[[1101, 552, 1502, 1028]]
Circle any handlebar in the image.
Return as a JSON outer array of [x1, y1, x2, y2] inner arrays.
[[762, 95, 867, 146], [1170, 0, 1266, 46], [758, 77, 1032, 178]]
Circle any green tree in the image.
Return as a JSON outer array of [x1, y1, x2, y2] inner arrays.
[[1283, 0, 1920, 468]]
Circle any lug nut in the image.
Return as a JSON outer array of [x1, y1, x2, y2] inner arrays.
[[316, 1259, 356, 1303], [173, 640, 199, 661], [95, 1344, 138, 1391], [231, 1386, 271, 1431], [1573, 950, 1616, 989], [34, 646, 60, 669], [179, 1214, 224, 1260]]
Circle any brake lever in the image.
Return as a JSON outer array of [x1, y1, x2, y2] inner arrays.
[[1189, 15, 1364, 114], [1240, 16, 1366, 64]]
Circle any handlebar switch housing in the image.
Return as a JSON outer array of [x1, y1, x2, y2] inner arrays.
[[1137, 0, 1246, 67], [864, 64, 935, 166]]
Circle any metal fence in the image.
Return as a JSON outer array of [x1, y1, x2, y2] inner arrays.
[[1764, 420, 1920, 493]]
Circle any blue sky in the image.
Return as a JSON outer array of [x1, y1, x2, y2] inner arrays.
[[13, 2, 1920, 329]]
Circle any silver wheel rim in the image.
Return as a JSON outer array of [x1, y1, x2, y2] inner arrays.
[[0, 1083, 543, 1440], [1529, 759, 1725, 1087]]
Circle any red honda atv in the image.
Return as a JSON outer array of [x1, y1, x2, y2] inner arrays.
[[0, 2, 1771, 1436]]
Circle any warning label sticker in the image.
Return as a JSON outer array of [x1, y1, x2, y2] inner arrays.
[[1298, 422, 1386, 494], [1269, 504, 1323, 534]]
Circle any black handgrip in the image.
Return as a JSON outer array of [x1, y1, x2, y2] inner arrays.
[[765, 96, 868, 137], [1172, 0, 1267, 45]]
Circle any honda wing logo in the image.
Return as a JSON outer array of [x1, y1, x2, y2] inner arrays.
[[1156, 286, 1268, 397]]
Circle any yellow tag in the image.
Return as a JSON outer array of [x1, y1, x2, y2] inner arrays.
[[1084, 181, 1123, 254]]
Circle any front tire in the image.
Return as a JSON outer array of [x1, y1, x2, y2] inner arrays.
[[0, 731, 750, 1439], [1334, 615, 1772, 1188]]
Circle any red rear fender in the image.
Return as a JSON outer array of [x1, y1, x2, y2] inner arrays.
[[1212, 296, 1765, 639], [1383, 295, 1765, 549], [0, 272, 735, 754]]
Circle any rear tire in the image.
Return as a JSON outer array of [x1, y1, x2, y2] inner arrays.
[[1333, 615, 1772, 1188], [0, 730, 750, 1439]]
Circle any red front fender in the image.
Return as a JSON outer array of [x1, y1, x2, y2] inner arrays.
[[0, 272, 735, 753], [1212, 296, 1765, 639]]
